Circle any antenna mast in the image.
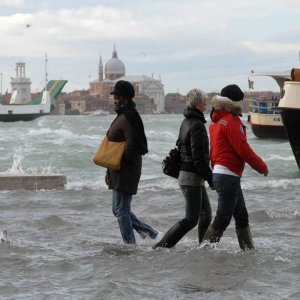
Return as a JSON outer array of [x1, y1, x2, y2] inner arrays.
[[45, 53, 48, 90]]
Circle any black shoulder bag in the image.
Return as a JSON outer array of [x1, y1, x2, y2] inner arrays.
[[162, 140, 181, 179]]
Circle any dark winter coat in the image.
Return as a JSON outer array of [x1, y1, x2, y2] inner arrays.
[[107, 101, 147, 195], [178, 108, 212, 185]]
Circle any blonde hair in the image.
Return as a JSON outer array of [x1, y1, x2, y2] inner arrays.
[[186, 89, 208, 109]]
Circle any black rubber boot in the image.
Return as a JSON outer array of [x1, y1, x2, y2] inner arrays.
[[198, 186, 212, 243], [152, 221, 188, 249], [198, 224, 210, 244], [201, 225, 223, 244], [236, 226, 255, 250]]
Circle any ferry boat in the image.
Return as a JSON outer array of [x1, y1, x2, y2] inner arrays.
[[248, 71, 291, 139], [279, 68, 300, 169], [0, 60, 67, 122], [0, 62, 51, 122]]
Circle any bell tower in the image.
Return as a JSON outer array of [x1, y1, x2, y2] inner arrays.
[[98, 54, 103, 82]]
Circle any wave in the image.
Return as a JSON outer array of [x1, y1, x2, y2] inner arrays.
[[242, 178, 300, 190], [27, 128, 102, 143], [0, 230, 9, 244], [34, 215, 76, 229], [250, 209, 299, 222], [147, 130, 178, 141], [266, 154, 296, 162], [52, 174, 300, 194], [66, 179, 104, 190], [265, 210, 299, 219], [1, 149, 62, 175]]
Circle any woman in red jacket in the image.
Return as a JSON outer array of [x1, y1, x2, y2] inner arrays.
[[202, 84, 268, 250]]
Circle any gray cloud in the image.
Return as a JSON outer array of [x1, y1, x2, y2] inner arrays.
[[0, 0, 300, 94]]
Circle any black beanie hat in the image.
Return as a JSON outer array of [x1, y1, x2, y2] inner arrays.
[[221, 84, 244, 102], [110, 80, 135, 99]]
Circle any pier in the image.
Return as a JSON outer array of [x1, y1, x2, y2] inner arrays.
[[0, 174, 67, 190]]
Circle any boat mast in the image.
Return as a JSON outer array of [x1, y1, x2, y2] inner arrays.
[[45, 53, 48, 91], [0, 72, 2, 101]]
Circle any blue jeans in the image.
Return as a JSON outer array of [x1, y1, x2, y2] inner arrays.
[[212, 174, 249, 233], [112, 190, 158, 244]]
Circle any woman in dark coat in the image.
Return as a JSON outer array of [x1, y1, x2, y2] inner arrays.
[[106, 80, 158, 244], [153, 89, 213, 249]]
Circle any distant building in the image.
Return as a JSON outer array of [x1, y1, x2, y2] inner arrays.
[[89, 47, 164, 113], [165, 93, 186, 113], [69, 99, 86, 114], [165, 91, 247, 114], [53, 90, 90, 115]]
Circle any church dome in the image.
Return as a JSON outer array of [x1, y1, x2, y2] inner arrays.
[[105, 48, 125, 80]]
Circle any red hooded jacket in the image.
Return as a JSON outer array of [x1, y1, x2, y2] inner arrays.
[[209, 110, 268, 177]]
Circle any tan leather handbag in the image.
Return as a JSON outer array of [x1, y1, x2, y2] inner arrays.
[[93, 135, 126, 170]]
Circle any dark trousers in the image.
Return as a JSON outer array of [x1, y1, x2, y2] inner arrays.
[[154, 185, 212, 248], [212, 173, 249, 233]]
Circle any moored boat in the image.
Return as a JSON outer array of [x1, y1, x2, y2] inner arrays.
[[248, 96, 287, 138], [279, 68, 300, 169], [248, 71, 291, 139]]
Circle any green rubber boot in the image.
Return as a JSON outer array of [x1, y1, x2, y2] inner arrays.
[[236, 226, 255, 250], [202, 225, 222, 244]]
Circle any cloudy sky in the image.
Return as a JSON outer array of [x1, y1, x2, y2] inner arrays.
[[1, 0, 300, 95]]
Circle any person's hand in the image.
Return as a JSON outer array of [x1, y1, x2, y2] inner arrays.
[[105, 173, 109, 185], [207, 179, 215, 190]]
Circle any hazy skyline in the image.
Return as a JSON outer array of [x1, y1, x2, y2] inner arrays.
[[1, 0, 300, 95]]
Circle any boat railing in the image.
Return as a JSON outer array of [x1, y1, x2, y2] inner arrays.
[[248, 97, 280, 114]]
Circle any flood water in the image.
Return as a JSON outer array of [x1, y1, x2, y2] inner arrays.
[[0, 114, 299, 299]]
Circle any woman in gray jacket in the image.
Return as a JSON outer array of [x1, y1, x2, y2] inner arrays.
[[153, 89, 213, 248]]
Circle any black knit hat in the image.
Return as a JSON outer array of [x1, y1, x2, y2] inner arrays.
[[221, 84, 244, 102], [110, 80, 135, 99]]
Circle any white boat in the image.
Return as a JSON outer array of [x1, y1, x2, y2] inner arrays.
[[248, 71, 291, 139], [0, 62, 51, 122], [90, 109, 110, 117], [279, 68, 300, 169]]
